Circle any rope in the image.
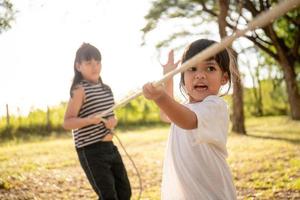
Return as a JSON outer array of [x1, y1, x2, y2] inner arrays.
[[114, 133, 143, 200], [100, 118, 143, 200]]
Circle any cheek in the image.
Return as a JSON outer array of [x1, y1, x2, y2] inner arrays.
[[183, 74, 191, 85], [185, 73, 194, 82]]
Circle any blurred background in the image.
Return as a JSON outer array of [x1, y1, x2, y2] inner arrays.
[[0, 0, 299, 199]]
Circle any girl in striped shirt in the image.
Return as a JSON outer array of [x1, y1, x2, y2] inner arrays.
[[63, 43, 131, 200]]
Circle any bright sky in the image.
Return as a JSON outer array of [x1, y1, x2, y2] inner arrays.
[[0, 0, 257, 116], [0, 0, 169, 116]]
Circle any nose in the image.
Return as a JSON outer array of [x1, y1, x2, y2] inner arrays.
[[195, 70, 205, 80]]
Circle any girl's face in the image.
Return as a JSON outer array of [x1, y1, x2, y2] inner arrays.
[[183, 60, 228, 103], [76, 58, 101, 83]]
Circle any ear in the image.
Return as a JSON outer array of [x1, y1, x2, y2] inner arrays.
[[75, 62, 81, 72], [221, 72, 229, 85]]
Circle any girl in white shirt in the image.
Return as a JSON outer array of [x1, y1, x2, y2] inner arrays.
[[143, 39, 237, 200]]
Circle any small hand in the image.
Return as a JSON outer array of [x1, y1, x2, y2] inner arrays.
[[143, 82, 165, 101], [104, 116, 118, 130], [161, 50, 180, 75], [87, 113, 103, 125]]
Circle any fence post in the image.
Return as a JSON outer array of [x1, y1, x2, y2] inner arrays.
[[47, 106, 50, 131], [6, 104, 10, 127]]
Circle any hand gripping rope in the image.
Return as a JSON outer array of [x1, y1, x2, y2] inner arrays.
[[97, 1, 300, 199]]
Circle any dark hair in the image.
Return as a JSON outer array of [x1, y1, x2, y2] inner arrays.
[[70, 43, 106, 97], [179, 39, 232, 98]]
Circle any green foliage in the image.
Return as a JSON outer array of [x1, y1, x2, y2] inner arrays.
[[274, 9, 300, 48], [0, 97, 162, 141], [0, 103, 66, 140], [223, 78, 289, 117], [116, 96, 162, 127], [0, 0, 15, 34], [142, 0, 300, 103], [0, 81, 291, 141], [141, 0, 209, 47], [242, 79, 288, 117]]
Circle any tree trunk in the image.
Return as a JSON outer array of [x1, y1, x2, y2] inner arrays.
[[279, 58, 300, 119], [219, 0, 246, 134], [264, 25, 300, 119], [256, 78, 263, 116], [245, 49, 263, 116], [231, 51, 246, 134]]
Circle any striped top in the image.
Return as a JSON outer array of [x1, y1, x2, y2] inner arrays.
[[73, 80, 115, 148]]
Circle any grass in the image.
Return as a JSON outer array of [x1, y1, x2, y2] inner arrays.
[[0, 116, 299, 199]]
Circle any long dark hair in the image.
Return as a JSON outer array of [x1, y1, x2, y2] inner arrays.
[[70, 43, 107, 97], [179, 39, 232, 98]]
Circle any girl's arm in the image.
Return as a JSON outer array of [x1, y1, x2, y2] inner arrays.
[[143, 83, 197, 130], [63, 87, 102, 130]]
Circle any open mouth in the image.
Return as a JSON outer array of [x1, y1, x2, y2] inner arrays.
[[194, 85, 208, 91]]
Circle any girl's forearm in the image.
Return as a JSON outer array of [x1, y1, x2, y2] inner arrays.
[[63, 117, 91, 130], [155, 93, 197, 130], [159, 79, 173, 123], [164, 79, 173, 98]]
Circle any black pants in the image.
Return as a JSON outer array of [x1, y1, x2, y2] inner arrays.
[[76, 141, 131, 200]]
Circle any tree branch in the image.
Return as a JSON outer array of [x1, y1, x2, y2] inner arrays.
[[218, 0, 229, 38], [244, 0, 259, 17], [284, 14, 300, 26], [292, 32, 300, 58], [201, 2, 218, 17], [245, 35, 278, 60], [253, 30, 273, 46], [259, 0, 265, 11]]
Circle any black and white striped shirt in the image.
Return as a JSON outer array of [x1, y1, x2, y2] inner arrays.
[[73, 80, 115, 148]]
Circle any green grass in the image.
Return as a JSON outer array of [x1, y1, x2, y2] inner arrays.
[[0, 116, 299, 199]]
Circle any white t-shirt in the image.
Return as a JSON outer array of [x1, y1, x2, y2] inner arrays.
[[161, 95, 237, 200]]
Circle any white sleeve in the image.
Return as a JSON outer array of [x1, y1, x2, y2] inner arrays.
[[187, 95, 229, 153]]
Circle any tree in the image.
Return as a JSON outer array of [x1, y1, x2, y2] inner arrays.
[[242, 47, 264, 116], [141, 0, 247, 133], [241, 0, 300, 119], [218, 0, 246, 134], [142, 0, 300, 121], [0, 0, 15, 34]]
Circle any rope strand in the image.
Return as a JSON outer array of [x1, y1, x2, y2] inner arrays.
[[100, 117, 143, 200], [114, 134, 143, 200]]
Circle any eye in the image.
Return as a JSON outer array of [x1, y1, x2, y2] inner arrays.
[[207, 66, 216, 72], [188, 67, 197, 72]]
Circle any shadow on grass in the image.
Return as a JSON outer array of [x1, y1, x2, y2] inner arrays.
[[245, 134, 300, 145]]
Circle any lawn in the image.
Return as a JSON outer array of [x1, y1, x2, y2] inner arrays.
[[0, 116, 299, 199]]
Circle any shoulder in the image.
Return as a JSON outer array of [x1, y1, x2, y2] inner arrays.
[[71, 84, 85, 99], [100, 83, 114, 95], [101, 82, 112, 91], [203, 95, 226, 105], [202, 95, 228, 110], [187, 95, 227, 111]]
